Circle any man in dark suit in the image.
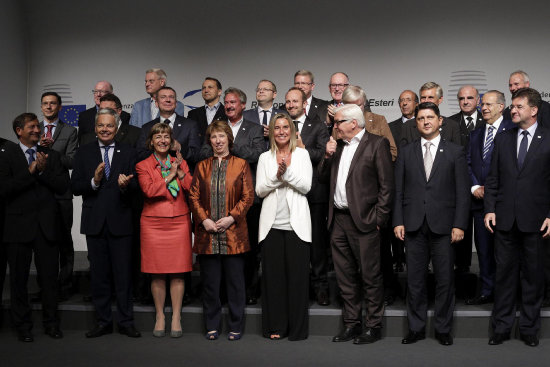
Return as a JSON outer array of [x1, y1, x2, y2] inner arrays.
[[71, 108, 141, 338], [0, 113, 69, 342], [504, 70, 550, 128], [466, 90, 514, 305], [39, 92, 78, 300], [319, 104, 393, 344], [484, 88, 550, 347], [400, 82, 461, 146], [293, 70, 328, 123], [137, 86, 201, 168], [187, 77, 227, 143], [285, 87, 331, 305], [325, 72, 350, 133], [80, 94, 141, 148], [199, 87, 266, 305], [77, 81, 130, 143], [394, 102, 470, 346], [389, 90, 419, 157]]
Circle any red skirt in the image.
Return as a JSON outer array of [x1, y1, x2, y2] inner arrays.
[[140, 214, 193, 274]]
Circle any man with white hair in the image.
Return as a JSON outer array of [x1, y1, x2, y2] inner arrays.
[[319, 104, 393, 344]]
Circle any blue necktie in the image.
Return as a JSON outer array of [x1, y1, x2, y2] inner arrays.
[[482, 126, 494, 161], [517, 130, 529, 169], [26, 148, 35, 166], [103, 146, 111, 179]]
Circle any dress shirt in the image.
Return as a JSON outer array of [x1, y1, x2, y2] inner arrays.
[[150, 98, 159, 121], [91, 142, 115, 189], [229, 117, 243, 139], [334, 128, 365, 209], [42, 119, 58, 138], [516, 121, 538, 156], [305, 96, 313, 116], [420, 134, 441, 161], [463, 110, 479, 128], [471, 117, 502, 194], [402, 116, 413, 123], [257, 106, 274, 125], [19, 142, 38, 162], [160, 113, 176, 128], [294, 114, 307, 133], [205, 102, 221, 124]]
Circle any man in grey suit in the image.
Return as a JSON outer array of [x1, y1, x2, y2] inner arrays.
[[394, 102, 470, 346], [39, 92, 78, 299]]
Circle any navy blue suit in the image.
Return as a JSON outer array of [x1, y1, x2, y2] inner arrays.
[[467, 119, 514, 296]]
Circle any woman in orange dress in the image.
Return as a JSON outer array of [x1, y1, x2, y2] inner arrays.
[[136, 122, 193, 338]]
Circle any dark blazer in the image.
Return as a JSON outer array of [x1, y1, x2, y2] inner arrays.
[[393, 138, 470, 235], [0, 142, 69, 243], [388, 116, 409, 157], [449, 111, 485, 148], [400, 116, 461, 147], [467, 119, 514, 211], [484, 125, 550, 232], [307, 96, 329, 123], [77, 106, 130, 143], [300, 116, 330, 203], [80, 123, 141, 148], [318, 130, 394, 232], [71, 141, 137, 236], [243, 106, 286, 125], [136, 115, 202, 165], [187, 103, 227, 142], [503, 99, 550, 128]]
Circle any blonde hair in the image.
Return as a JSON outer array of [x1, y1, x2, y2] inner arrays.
[[268, 113, 296, 153]]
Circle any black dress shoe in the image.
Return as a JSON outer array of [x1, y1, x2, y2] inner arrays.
[[118, 325, 141, 338], [45, 326, 63, 339], [29, 291, 42, 303], [18, 330, 34, 342], [384, 294, 396, 307], [520, 333, 539, 347], [435, 332, 453, 346], [332, 326, 362, 342], [316, 290, 330, 306], [246, 295, 257, 305], [488, 332, 510, 345], [402, 330, 425, 344], [353, 327, 381, 344], [82, 294, 93, 302], [465, 294, 494, 305], [85, 324, 113, 338]]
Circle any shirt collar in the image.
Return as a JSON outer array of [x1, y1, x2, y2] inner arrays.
[[295, 114, 307, 124], [19, 141, 38, 153], [519, 121, 538, 137], [160, 113, 176, 124], [487, 116, 503, 131], [43, 119, 59, 127], [205, 102, 221, 111], [421, 133, 441, 148], [344, 128, 365, 145]]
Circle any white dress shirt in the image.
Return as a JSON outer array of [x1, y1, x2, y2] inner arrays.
[[334, 128, 365, 209], [91, 141, 115, 189], [517, 121, 538, 156], [205, 102, 221, 125], [229, 117, 243, 139], [471, 117, 502, 194]]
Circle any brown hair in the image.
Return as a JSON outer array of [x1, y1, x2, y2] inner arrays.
[[145, 122, 173, 151], [206, 120, 234, 150]]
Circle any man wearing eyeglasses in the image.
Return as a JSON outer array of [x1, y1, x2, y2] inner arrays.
[[243, 80, 285, 141], [293, 70, 328, 123], [325, 72, 350, 134], [77, 81, 130, 144]]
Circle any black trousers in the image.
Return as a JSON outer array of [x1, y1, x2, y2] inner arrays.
[[244, 203, 261, 297], [0, 242, 6, 304], [199, 254, 245, 333], [454, 214, 473, 270], [406, 219, 455, 334], [492, 224, 545, 335], [86, 227, 134, 327], [57, 199, 74, 292], [261, 229, 310, 340], [7, 229, 59, 332], [309, 202, 329, 292]]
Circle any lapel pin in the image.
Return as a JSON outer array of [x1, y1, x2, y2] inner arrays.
[[1, 149, 4, 152], [440, 149, 443, 152], [537, 135, 542, 138], [307, 123, 311, 126], [242, 127, 246, 131], [117, 150, 121, 153], [177, 123, 181, 127]]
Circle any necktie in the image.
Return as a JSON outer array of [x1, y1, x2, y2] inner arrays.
[[293, 120, 300, 132], [26, 148, 35, 166], [103, 145, 111, 179], [517, 130, 529, 168], [423, 142, 433, 180], [46, 124, 54, 139], [164, 119, 171, 125], [262, 110, 268, 125], [482, 126, 494, 161], [466, 116, 474, 131]]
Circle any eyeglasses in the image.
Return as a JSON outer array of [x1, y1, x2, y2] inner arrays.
[[334, 119, 350, 125], [294, 82, 312, 87], [256, 88, 273, 93], [92, 89, 110, 95], [329, 83, 349, 90]]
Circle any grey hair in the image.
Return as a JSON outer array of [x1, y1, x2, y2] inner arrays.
[[420, 82, 443, 99], [95, 107, 120, 126], [334, 104, 365, 128]]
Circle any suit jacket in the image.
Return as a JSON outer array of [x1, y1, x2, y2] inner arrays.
[[130, 97, 185, 128], [0, 142, 69, 243], [307, 96, 329, 123], [484, 125, 550, 232], [449, 111, 485, 148], [503, 99, 550, 128], [187, 103, 227, 143], [400, 116, 461, 147], [71, 141, 137, 236], [393, 139, 470, 234], [136, 115, 201, 166], [299, 116, 330, 203], [318, 130, 394, 232], [80, 122, 141, 148], [77, 106, 130, 143], [467, 119, 514, 211], [388, 116, 411, 157]]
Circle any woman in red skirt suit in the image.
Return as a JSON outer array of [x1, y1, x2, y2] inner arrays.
[[136, 122, 193, 338]]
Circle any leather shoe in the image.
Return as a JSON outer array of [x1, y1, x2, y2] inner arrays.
[[435, 332, 453, 346], [118, 325, 141, 338], [332, 326, 362, 342], [246, 295, 257, 305], [465, 294, 494, 305], [384, 294, 396, 307], [45, 326, 63, 339], [18, 330, 34, 342], [85, 324, 113, 338], [402, 330, 425, 344], [520, 333, 539, 347], [353, 327, 381, 344], [488, 332, 510, 345], [316, 290, 330, 306]]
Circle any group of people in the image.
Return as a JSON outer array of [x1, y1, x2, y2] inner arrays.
[[0, 67, 549, 348]]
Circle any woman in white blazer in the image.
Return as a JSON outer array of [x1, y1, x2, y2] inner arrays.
[[256, 112, 312, 341]]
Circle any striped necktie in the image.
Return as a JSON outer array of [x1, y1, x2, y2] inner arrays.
[[103, 145, 112, 179], [482, 126, 494, 161]]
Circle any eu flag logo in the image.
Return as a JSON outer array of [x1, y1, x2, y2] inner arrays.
[[61, 105, 86, 127]]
